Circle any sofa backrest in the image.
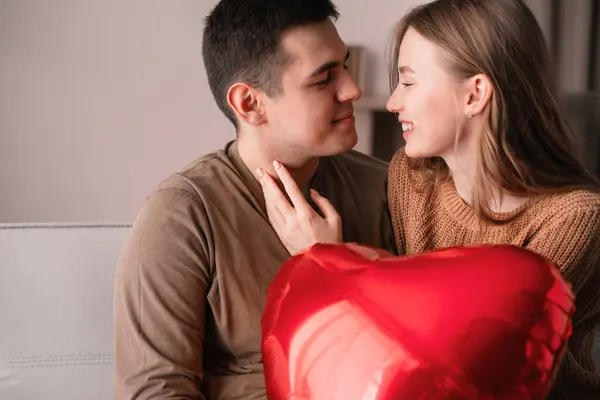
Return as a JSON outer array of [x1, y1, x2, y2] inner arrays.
[[0, 223, 130, 400]]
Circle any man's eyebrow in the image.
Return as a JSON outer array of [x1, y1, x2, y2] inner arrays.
[[307, 50, 350, 79]]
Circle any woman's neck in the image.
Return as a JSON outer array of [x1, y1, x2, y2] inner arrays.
[[443, 150, 477, 206], [442, 151, 529, 214]]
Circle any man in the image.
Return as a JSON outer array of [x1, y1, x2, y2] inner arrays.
[[113, 0, 397, 399]]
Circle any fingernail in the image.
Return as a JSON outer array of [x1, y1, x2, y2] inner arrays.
[[273, 160, 281, 170], [310, 189, 319, 197], [256, 168, 263, 178]]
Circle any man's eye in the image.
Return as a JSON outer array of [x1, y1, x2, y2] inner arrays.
[[316, 72, 332, 86]]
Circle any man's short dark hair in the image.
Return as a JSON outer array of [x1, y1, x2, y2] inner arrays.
[[202, 0, 339, 128]]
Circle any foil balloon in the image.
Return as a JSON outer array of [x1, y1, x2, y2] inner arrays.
[[261, 243, 575, 400]]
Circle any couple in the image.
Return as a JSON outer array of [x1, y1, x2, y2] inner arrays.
[[113, 0, 600, 399]]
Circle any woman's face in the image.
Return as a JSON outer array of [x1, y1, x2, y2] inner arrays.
[[386, 28, 473, 160]]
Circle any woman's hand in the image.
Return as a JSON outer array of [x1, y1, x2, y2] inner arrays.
[[256, 160, 342, 255]]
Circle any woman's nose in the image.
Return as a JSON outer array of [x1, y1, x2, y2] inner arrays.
[[386, 87, 403, 113]]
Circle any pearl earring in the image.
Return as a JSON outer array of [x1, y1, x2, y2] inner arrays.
[[466, 111, 473, 119]]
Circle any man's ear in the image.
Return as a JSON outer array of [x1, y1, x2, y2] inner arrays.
[[227, 82, 267, 127], [463, 74, 493, 117]]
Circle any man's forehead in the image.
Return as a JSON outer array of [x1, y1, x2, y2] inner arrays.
[[279, 21, 346, 66]]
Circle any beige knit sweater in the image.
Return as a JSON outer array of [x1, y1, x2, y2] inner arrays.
[[387, 149, 600, 400]]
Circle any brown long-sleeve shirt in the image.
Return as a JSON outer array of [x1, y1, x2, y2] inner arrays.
[[113, 141, 396, 399], [387, 148, 600, 400]]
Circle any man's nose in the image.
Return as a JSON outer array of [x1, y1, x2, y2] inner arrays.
[[337, 72, 362, 103]]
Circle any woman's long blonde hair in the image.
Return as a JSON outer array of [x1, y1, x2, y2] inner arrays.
[[389, 0, 599, 222]]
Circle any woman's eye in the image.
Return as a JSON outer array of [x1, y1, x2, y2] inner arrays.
[[401, 82, 413, 88]]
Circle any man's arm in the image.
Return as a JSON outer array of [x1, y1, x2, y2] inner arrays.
[[114, 187, 213, 399]]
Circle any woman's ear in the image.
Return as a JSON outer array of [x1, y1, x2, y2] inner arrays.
[[227, 82, 267, 127], [464, 74, 493, 117]]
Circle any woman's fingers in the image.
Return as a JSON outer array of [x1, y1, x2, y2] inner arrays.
[[310, 189, 342, 230], [257, 168, 294, 225], [273, 161, 315, 217], [255, 163, 343, 254]]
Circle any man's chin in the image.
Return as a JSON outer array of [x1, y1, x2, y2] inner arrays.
[[344, 132, 359, 152], [320, 131, 358, 156]]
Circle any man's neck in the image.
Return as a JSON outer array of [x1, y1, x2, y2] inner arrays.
[[237, 134, 319, 194]]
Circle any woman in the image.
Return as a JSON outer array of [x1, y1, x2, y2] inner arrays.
[[256, 0, 600, 398]]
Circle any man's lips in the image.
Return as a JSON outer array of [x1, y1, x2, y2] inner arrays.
[[333, 114, 354, 123]]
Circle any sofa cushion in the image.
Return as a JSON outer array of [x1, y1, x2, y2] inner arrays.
[[0, 223, 130, 400]]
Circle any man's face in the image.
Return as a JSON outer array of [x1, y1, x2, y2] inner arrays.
[[262, 20, 362, 163]]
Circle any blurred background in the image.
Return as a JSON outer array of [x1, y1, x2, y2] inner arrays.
[[1, 0, 598, 223]]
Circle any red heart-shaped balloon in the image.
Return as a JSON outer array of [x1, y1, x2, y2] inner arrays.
[[261, 244, 574, 400]]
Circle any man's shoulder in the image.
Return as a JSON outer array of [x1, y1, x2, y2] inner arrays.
[[150, 148, 240, 203]]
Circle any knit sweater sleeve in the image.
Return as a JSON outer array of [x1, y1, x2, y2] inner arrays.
[[387, 149, 408, 255], [526, 203, 600, 316], [524, 201, 600, 400]]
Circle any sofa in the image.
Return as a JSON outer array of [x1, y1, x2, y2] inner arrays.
[[0, 223, 130, 400], [0, 223, 599, 399]]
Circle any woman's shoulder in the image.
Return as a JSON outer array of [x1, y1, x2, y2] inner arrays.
[[388, 147, 437, 189], [387, 148, 440, 209], [388, 148, 414, 193], [547, 189, 600, 209], [389, 147, 408, 171], [389, 147, 417, 184], [536, 189, 600, 223]]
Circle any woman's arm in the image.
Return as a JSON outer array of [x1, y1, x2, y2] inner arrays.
[[525, 204, 600, 400]]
